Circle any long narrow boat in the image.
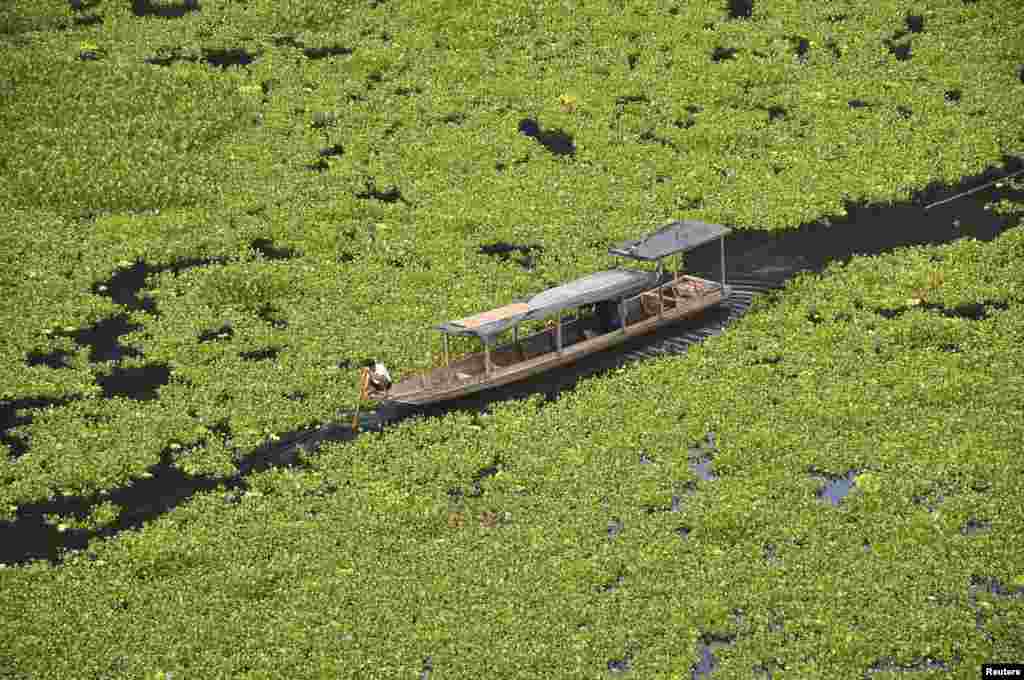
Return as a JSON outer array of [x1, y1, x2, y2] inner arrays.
[[357, 220, 732, 411]]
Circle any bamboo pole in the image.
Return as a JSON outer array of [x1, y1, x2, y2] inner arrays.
[[720, 236, 726, 289], [351, 367, 369, 431], [443, 332, 449, 384]]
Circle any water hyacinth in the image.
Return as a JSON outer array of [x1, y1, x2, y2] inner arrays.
[[0, 1, 1023, 678]]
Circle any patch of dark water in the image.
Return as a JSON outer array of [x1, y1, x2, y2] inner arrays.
[[608, 517, 624, 539], [691, 633, 736, 679], [682, 154, 1024, 289], [131, 0, 199, 19], [688, 433, 718, 481], [198, 323, 234, 343], [73, 14, 104, 26], [905, 14, 925, 34], [790, 37, 810, 60], [202, 49, 258, 69], [467, 457, 502, 497], [0, 414, 370, 564], [970, 575, 1024, 599], [145, 48, 258, 68], [25, 349, 74, 369], [1, 395, 85, 461], [518, 118, 575, 157], [690, 457, 717, 482], [885, 39, 912, 61], [47, 313, 145, 362], [711, 47, 738, 63], [727, 0, 753, 20], [255, 303, 289, 329], [315, 145, 345, 166], [249, 238, 297, 260], [356, 178, 411, 205], [872, 299, 1008, 321], [78, 47, 104, 61], [478, 242, 544, 270], [959, 518, 991, 535], [97, 363, 171, 400], [90, 255, 230, 313], [607, 654, 633, 674], [303, 46, 353, 60], [239, 347, 281, 362], [810, 468, 860, 506]]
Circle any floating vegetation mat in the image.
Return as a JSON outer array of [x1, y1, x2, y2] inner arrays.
[[1, 0, 1023, 677]]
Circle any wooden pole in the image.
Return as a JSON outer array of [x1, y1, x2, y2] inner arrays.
[[720, 236, 726, 289], [658, 264, 664, 318], [556, 311, 562, 352], [443, 333, 449, 384], [351, 367, 369, 431], [484, 340, 491, 377]]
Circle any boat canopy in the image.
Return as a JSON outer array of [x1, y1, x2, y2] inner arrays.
[[435, 268, 658, 342], [609, 220, 731, 262]]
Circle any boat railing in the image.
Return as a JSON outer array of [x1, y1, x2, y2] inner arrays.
[[621, 275, 720, 326]]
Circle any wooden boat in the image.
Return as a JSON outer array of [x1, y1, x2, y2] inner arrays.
[[354, 220, 732, 416]]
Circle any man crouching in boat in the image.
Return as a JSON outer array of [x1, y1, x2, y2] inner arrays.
[[352, 360, 392, 431], [368, 361, 392, 394]]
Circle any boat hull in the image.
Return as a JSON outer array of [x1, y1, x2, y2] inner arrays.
[[371, 283, 729, 408]]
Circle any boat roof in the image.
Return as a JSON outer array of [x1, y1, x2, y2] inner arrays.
[[436, 268, 658, 341], [608, 220, 731, 261]]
